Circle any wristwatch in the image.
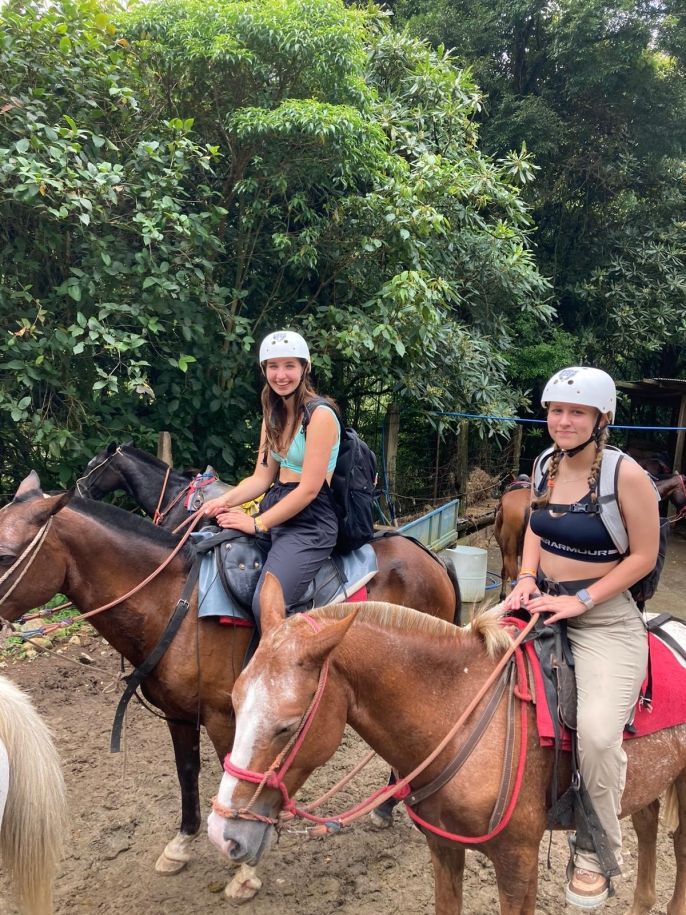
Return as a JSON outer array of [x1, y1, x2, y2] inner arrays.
[[575, 588, 595, 611]]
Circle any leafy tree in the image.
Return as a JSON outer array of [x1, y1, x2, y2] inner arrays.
[[393, 0, 686, 378], [0, 0, 550, 491]]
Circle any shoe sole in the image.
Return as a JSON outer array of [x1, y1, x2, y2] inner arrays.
[[565, 884, 609, 909]]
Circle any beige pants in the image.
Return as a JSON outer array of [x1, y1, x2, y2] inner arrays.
[[566, 591, 648, 874]]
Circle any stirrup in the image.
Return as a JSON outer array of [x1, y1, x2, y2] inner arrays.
[[565, 835, 614, 909]]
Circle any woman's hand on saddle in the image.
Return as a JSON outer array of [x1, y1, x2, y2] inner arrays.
[[215, 508, 255, 534], [202, 496, 230, 518], [501, 578, 539, 612], [526, 593, 587, 626]]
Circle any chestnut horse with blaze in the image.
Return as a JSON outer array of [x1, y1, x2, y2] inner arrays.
[[210, 575, 686, 915], [0, 472, 459, 902]]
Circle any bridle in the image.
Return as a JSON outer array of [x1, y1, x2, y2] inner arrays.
[[212, 615, 332, 827], [74, 448, 123, 498], [0, 516, 54, 611]]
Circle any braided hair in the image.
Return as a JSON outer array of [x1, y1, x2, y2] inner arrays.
[[532, 423, 610, 508], [587, 425, 610, 503]]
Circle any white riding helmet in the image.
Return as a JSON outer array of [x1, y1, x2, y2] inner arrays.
[[258, 330, 310, 367], [541, 367, 616, 420]]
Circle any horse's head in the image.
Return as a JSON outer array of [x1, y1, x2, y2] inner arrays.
[[207, 574, 357, 865], [0, 472, 74, 620], [76, 442, 132, 499]]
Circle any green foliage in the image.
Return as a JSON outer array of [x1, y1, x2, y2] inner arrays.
[[1, 0, 550, 491], [393, 0, 686, 381]]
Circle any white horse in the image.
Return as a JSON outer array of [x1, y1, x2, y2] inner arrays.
[[0, 674, 67, 915]]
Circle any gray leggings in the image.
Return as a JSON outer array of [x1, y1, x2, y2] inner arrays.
[[251, 481, 338, 628], [567, 591, 648, 874]]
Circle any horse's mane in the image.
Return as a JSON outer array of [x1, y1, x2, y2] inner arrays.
[[120, 444, 185, 475], [69, 497, 193, 563], [312, 601, 512, 658]]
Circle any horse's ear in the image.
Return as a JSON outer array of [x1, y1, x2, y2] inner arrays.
[[47, 489, 75, 516], [14, 471, 43, 502], [260, 573, 287, 634], [301, 608, 360, 668], [107, 442, 118, 455]]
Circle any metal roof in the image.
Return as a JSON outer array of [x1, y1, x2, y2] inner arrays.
[[617, 378, 686, 398]]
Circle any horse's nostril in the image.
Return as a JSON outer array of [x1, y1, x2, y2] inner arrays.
[[228, 840, 242, 861]]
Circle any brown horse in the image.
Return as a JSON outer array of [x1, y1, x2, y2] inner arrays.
[[655, 473, 686, 519], [210, 578, 686, 915], [494, 483, 530, 600], [0, 472, 459, 902]]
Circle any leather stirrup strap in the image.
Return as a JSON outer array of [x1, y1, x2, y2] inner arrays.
[[488, 663, 517, 830], [110, 556, 201, 752]]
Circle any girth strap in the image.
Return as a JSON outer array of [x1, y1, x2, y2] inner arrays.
[[405, 662, 512, 807], [110, 557, 201, 752]]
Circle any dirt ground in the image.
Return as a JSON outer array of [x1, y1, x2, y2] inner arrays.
[[1, 525, 686, 915]]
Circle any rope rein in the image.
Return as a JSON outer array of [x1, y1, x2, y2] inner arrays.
[[2, 505, 205, 639]]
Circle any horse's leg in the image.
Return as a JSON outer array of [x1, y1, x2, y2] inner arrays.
[[427, 838, 465, 915], [491, 845, 539, 915], [370, 771, 397, 828], [667, 775, 686, 915], [626, 799, 659, 915], [155, 722, 201, 874]]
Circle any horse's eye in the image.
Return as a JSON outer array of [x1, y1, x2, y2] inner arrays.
[[0, 553, 17, 566], [274, 721, 298, 739]]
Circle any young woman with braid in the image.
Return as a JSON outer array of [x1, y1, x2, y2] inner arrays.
[[502, 366, 659, 910]]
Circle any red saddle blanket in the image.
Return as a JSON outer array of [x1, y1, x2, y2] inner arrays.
[[510, 619, 686, 749]]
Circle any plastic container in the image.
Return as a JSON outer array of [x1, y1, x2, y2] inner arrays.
[[444, 545, 488, 602]]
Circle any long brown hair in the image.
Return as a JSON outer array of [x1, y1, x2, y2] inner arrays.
[[260, 363, 338, 459]]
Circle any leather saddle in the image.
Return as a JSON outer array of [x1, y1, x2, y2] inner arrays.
[[191, 528, 378, 622]]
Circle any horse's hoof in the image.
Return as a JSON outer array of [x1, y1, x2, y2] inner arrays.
[[154, 834, 194, 874], [370, 809, 393, 829], [225, 864, 262, 904]]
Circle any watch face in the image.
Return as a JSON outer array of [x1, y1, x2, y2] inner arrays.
[[576, 589, 593, 607]]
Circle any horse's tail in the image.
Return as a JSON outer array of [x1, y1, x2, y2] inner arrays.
[[0, 675, 67, 915], [444, 557, 462, 626], [663, 783, 679, 831]]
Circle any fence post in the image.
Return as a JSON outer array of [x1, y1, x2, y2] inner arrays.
[[456, 420, 469, 506], [384, 402, 400, 524], [511, 424, 523, 476], [157, 431, 173, 467]]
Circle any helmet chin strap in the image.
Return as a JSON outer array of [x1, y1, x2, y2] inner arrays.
[[560, 414, 603, 458]]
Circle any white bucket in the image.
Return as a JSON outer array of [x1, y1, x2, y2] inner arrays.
[[445, 546, 488, 602]]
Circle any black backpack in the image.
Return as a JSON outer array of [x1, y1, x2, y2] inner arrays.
[[303, 399, 378, 552]]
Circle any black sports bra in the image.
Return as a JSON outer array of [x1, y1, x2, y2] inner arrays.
[[529, 492, 620, 563]]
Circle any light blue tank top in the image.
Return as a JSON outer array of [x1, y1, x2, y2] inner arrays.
[[271, 404, 340, 473]]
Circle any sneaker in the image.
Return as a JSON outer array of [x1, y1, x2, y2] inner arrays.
[[565, 867, 610, 909]]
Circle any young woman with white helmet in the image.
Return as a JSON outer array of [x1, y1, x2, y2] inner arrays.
[[502, 366, 659, 909], [202, 330, 340, 626]]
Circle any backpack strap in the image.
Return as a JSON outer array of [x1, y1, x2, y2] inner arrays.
[[532, 445, 555, 497], [302, 398, 343, 434]]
